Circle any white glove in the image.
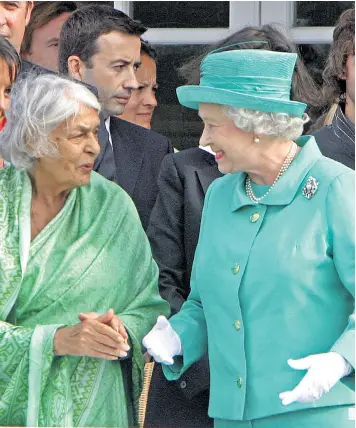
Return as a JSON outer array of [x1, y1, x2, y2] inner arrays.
[[279, 352, 352, 405], [142, 316, 182, 365]]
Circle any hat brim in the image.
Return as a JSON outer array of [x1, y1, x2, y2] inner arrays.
[[177, 85, 307, 117]]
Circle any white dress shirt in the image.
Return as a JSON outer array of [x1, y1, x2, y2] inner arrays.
[[105, 117, 113, 148]]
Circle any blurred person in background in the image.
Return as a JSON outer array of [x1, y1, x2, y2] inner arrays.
[[120, 40, 158, 129], [314, 9, 355, 169], [0, 1, 33, 53], [21, 1, 77, 72], [144, 24, 324, 428], [0, 36, 21, 168], [0, 1, 59, 78]]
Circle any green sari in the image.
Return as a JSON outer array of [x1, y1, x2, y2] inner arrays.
[[0, 167, 169, 427]]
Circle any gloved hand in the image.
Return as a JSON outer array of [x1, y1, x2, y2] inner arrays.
[[142, 316, 182, 365], [279, 352, 352, 405]]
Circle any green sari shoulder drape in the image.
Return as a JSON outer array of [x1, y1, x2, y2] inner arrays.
[[0, 167, 169, 427]]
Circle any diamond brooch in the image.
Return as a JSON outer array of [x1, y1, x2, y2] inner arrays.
[[302, 176, 319, 199]]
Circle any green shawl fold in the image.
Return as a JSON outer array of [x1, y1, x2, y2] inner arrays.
[[0, 167, 169, 427]]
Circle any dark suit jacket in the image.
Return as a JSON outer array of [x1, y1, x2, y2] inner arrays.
[[313, 103, 355, 170], [20, 60, 52, 75], [95, 117, 173, 230], [145, 148, 222, 428]]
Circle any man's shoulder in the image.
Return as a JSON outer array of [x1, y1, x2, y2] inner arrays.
[[166, 147, 216, 170], [19, 61, 54, 77], [110, 116, 171, 149], [313, 124, 333, 144], [174, 147, 215, 162]]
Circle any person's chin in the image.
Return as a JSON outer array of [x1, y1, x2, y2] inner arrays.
[[216, 161, 231, 175], [76, 170, 92, 187], [107, 101, 126, 117], [77, 177, 91, 188]]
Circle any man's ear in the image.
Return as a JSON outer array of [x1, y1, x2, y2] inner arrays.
[[25, 1, 34, 26], [67, 56, 87, 81]]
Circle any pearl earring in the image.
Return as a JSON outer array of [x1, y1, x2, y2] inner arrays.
[[254, 136, 260, 144]]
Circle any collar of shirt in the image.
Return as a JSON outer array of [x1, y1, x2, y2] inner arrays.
[[331, 103, 355, 147], [231, 136, 323, 211], [105, 117, 113, 148]]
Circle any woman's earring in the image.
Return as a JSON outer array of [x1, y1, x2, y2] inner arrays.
[[254, 136, 260, 144]]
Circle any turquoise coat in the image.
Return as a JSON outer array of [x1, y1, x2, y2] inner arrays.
[[163, 136, 355, 422]]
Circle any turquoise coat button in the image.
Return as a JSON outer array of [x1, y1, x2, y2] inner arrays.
[[250, 213, 260, 223], [237, 377, 243, 388], [232, 264, 240, 275]]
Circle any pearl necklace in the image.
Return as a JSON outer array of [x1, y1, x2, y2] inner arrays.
[[245, 142, 297, 204]]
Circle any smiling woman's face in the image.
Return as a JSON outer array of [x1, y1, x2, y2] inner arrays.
[[120, 53, 158, 129], [35, 104, 101, 190], [198, 102, 254, 174]]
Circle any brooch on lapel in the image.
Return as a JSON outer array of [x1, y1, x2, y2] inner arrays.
[[302, 176, 319, 199]]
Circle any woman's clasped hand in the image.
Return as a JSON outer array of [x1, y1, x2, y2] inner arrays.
[[54, 309, 130, 360]]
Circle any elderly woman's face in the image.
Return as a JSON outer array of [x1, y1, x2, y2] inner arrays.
[[36, 104, 100, 189], [199, 103, 253, 174]]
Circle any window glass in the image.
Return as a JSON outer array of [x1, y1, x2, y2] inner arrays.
[[133, 1, 230, 29], [293, 1, 353, 27]]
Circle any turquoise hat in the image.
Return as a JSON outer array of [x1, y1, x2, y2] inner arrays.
[[177, 49, 307, 117]]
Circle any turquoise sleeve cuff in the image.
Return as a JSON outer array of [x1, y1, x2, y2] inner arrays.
[[162, 356, 184, 380], [331, 328, 355, 370]]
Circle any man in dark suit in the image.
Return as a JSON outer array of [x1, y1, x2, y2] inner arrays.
[[58, 5, 173, 229], [145, 147, 222, 427]]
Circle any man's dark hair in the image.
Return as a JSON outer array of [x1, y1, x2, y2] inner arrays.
[[0, 37, 21, 82], [141, 40, 157, 63], [179, 24, 323, 118], [21, 1, 77, 56], [323, 8, 355, 104], [58, 5, 146, 75]]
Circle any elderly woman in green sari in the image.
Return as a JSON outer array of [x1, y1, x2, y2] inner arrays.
[[0, 74, 169, 427]]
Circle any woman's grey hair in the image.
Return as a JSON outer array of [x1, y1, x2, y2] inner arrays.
[[224, 107, 309, 141], [0, 74, 101, 170]]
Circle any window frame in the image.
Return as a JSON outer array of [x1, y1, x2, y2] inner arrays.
[[260, 1, 336, 44], [115, 1, 260, 44], [114, 1, 340, 45]]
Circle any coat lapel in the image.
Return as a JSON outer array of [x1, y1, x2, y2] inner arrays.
[[109, 117, 145, 197], [196, 155, 222, 194]]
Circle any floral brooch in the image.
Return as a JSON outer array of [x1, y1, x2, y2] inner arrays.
[[302, 176, 319, 199]]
